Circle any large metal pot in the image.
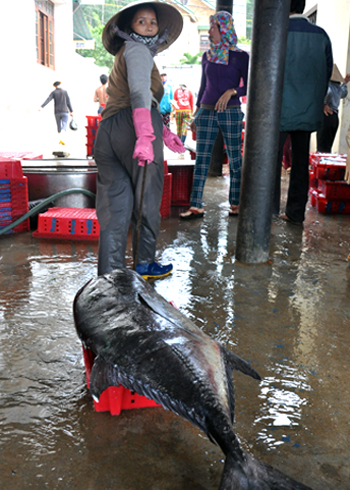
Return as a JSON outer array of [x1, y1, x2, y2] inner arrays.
[[22, 159, 97, 208]]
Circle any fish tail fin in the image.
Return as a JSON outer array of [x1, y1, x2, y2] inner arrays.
[[218, 453, 250, 490], [223, 347, 261, 381], [219, 451, 313, 490]]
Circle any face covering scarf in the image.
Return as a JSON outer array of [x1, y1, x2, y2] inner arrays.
[[112, 25, 168, 57], [207, 11, 241, 65], [129, 30, 159, 47]]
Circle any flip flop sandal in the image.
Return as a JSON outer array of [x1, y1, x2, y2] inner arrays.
[[180, 208, 204, 220], [229, 205, 239, 216], [281, 214, 303, 227]]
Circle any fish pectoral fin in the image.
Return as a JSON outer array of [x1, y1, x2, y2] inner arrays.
[[90, 355, 120, 401], [224, 348, 261, 381]]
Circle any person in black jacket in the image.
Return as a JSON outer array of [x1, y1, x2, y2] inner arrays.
[[40, 81, 74, 145], [273, 0, 333, 226]]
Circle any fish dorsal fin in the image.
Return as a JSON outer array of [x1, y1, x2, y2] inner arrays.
[[90, 355, 120, 401], [224, 348, 261, 381], [138, 289, 171, 319], [138, 290, 202, 340]]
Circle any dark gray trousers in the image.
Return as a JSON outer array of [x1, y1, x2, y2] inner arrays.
[[273, 130, 311, 223], [94, 107, 164, 275]]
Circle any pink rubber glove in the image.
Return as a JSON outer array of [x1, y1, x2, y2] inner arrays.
[[132, 107, 155, 166], [163, 125, 185, 153]]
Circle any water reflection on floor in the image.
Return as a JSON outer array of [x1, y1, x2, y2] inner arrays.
[[0, 172, 349, 489]]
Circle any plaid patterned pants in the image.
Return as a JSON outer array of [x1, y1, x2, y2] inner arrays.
[[190, 107, 243, 208], [175, 110, 192, 138]]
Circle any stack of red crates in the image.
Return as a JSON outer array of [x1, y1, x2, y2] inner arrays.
[[309, 152, 350, 213], [0, 160, 30, 234], [85, 115, 101, 157]]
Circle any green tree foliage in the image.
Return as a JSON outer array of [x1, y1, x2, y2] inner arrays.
[[179, 52, 202, 65], [246, 0, 253, 40], [77, 13, 114, 71], [238, 36, 251, 45], [76, 1, 130, 70]]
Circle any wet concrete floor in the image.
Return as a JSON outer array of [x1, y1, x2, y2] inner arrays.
[[0, 170, 349, 490]]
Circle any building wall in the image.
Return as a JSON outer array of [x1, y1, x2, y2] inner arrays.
[[0, 0, 104, 156], [305, 0, 350, 153]]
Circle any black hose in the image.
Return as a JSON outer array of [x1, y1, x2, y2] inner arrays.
[[0, 188, 96, 236]]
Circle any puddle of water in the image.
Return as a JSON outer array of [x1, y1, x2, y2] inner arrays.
[[0, 176, 349, 488]]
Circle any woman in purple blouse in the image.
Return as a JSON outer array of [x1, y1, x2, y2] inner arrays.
[[180, 11, 249, 219]]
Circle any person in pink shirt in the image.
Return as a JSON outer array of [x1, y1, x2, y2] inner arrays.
[[173, 83, 194, 143]]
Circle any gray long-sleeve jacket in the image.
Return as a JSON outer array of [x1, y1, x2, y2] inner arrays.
[[102, 41, 163, 120], [41, 88, 73, 114]]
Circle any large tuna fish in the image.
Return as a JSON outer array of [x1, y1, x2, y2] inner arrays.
[[73, 268, 312, 490]]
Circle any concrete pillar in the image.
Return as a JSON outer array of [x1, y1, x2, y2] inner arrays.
[[235, 0, 290, 263]]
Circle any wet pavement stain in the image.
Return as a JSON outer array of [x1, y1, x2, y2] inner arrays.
[[0, 171, 350, 489]]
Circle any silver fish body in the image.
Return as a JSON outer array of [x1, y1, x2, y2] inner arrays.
[[73, 269, 313, 490]]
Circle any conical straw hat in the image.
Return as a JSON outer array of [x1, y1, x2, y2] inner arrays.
[[331, 64, 344, 83], [102, 1, 183, 56]]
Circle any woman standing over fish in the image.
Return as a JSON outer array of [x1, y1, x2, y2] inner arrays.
[[180, 11, 249, 220], [94, 1, 184, 278]]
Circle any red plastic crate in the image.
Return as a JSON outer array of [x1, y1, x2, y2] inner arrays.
[[309, 153, 347, 187], [1, 178, 29, 210], [168, 163, 194, 206], [309, 168, 317, 189], [85, 126, 98, 137], [317, 180, 350, 200], [82, 345, 161, 415], [86, 135, 96, 147], [0, 152, 43, 160], [33, 207, 100, 240], [315, 160, 346, 181], [86, 115, 102, 127], [160, 173, 172, 218], [0, 160, 23, 179], [310, 188, 350, 214], [0, 220, 30, 234], [86, 144, 94, 156]]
